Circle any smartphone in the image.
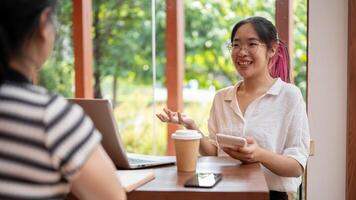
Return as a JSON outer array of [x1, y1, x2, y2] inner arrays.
[[216, 134, 247, 149], [184, 173, 222, 188]]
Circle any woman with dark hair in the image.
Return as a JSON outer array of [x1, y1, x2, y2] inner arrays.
[[157, 16, 310, 200], [0, 1, 126, 199]]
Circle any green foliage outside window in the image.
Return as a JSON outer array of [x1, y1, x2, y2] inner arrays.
[[39, 0, 307, 156]]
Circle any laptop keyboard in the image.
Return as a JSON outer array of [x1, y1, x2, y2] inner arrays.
[[128, 157, 155, 164]]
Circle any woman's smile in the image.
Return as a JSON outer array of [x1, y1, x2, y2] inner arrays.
[[237, 59, 253, 66]]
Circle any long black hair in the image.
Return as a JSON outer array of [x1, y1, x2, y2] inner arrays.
[[230, 16, 291, 83], [0, 0, 57, 83]]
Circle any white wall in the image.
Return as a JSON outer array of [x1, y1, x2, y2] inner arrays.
[[307, 0, 348, 199]]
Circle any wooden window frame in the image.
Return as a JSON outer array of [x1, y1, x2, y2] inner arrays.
[[165, 0, 184, 155], [73, 0, 94, 98]]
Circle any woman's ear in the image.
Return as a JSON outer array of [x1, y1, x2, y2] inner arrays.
[[268, 42, 279, 58], [37, 7, 53, 41], [32, 7, 55, 68]]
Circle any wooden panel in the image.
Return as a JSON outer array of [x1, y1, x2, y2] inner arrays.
[[73, 0, 93, 98], [347, 0, 356, 199], [128, 157, 269, 200], [275, 0, 294, 81], [165, 0, 184, 155]]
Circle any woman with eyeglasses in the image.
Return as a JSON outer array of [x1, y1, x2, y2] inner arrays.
[[157, 16, 310, 200], [0, 1, 126, 199]]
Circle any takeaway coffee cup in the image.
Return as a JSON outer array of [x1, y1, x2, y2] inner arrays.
[[171, 130, 202, 172]]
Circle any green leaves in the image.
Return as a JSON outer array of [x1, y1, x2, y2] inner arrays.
[[40, 0, 307, 98]]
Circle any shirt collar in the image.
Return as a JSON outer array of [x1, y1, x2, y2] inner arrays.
[[266, 78, 283, 95], [223, 80, 243, 101], [223, 78, 283, 101], [5, 68, 32, 84]]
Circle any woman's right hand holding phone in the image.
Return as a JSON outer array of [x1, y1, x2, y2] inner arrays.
[[222, 136, 264, 164], [156, 108, 198, 130]]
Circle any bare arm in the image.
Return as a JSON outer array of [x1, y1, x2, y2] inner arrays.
[[71, 145, 126, 200], [258, 148, 303, 177], [199, 135, 217, 156], [188, 123, 217, 156]]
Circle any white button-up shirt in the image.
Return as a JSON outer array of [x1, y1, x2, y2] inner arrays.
[[208, 78, 310, 192]]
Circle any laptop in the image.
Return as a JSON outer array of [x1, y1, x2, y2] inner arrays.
[[68, 98, 176, 169]]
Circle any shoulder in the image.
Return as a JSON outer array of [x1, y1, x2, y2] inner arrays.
[[43, 93, 85, 128], [278, 81, 304, 106], [0, 82, 83, 125], [213, 85, 236, 101], [0, 82, 52, 107], [23, 84, 74, 112], [24, 83, 48, 95], [280, 82, 303, 99], [215, 85, 235, 95]]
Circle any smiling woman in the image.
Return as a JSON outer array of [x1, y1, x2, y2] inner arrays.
[[157, 16, 310, 200], [230, 17, 290, 83]]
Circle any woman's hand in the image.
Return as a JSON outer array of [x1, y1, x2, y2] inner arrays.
[[156, 108, 197, 130], [156, 108, 218, 156], [224, 136, 304, 177], [223, 136, 264, 163]]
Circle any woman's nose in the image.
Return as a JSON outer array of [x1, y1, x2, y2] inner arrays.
[[239, 46, 249, 55], [237, 48, 249, 57]]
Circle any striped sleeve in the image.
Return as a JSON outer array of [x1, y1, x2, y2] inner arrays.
[[44, 95, 102, 180]]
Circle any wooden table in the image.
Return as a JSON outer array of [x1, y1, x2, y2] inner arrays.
[[128, 156, 269, 200]]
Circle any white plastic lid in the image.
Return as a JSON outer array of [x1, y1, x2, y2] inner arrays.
[[171, 129, 202, 140]]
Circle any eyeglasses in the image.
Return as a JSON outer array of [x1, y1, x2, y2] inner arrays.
[[227, 40, 266, 54]]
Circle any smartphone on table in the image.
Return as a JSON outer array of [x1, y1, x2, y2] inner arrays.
[[184, 173, 222, 188]]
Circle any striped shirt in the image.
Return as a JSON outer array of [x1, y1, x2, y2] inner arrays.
[[0, 69, 102, 199]]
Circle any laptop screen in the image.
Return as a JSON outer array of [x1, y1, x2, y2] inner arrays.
[[68, 98, 131, 169]]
